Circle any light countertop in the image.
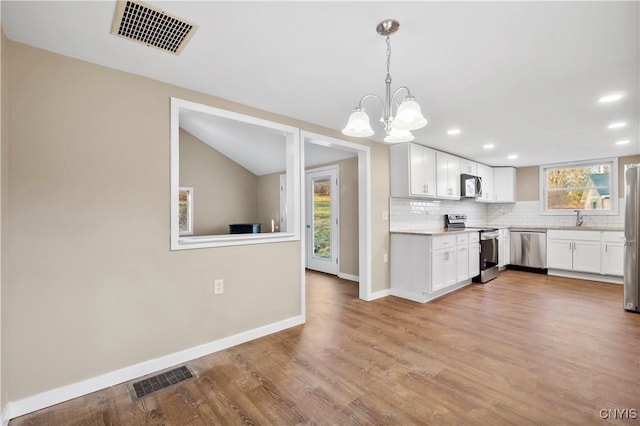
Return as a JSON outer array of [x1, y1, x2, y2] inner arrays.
[[391, 228, 482, 236], [390, 226, 624, 236]]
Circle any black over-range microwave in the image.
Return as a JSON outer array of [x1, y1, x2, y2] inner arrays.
[[460, 174, 482, 198]]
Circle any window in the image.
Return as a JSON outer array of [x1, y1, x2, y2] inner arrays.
[[178, 186, 193, 235], [540, 158, 618, 214]]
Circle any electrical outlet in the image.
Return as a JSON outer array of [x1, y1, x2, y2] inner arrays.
[[382, 211, 388, 221], [383, 253, 388, 263], [214, 279, 224, 295]]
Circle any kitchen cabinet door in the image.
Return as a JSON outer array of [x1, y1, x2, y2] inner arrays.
[[476, 163, 494, 202], [456, 245, 469, 282], [414, 144, 436, 197], [547, 238, 573, 270], [432, 248, 457, 292], [436, 151, 461, 199], [494, 167, 516, 202], [601, 232, 625, 276], [460, 159, 478, 175], [572, 240, 601, 273], [498, 229, 511, 267], [601, 241, 624, 276], [390, 143, 436, 197], [469, 242, 480, 278]]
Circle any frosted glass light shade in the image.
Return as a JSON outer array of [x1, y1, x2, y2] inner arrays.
[[342, 109, 374, 137], [384, 128, 414, 143], [391, 98, 428, 131]]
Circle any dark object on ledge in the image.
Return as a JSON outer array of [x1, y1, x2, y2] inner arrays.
[[229, 223, 261, 234]]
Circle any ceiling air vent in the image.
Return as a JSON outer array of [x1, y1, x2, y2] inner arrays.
[[111, 0, 198, 55]]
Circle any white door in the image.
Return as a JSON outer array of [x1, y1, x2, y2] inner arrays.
[[306, 166, 339, 274]]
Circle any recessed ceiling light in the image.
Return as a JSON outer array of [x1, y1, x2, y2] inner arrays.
[[483, 144, 495, 149], [447, 128, 461, 135], [607, 122, 627, 129], [615, 140, 630, 145], [598, 93, 623, 103], [507, 154, 518, 160]]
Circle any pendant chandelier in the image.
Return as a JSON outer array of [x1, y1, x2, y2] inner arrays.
[[342, 19, 428, 143]]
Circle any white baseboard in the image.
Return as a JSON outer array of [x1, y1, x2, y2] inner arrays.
[[5, 315, 304, 422], [547, 269, 623, 285], [337, 272, 360, 282], [368, 288, 391, 301]]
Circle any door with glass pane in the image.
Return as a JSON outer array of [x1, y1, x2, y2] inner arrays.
[[306, 166, 339, 274]]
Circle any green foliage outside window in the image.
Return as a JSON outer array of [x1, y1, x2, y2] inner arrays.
[[544, 163, 612, 211]]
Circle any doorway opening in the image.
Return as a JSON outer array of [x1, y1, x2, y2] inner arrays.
[[300, 131, 372, 319]]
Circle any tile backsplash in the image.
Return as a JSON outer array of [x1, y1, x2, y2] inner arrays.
[[389, 198, 488, 231], [390, 197, 626, 231]]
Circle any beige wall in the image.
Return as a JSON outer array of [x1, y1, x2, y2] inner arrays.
[[516, 166, 539, 201], [3, 39, 391, 402], [256, 172, 284, 233], [517, 156, 640, 201], [179, 129, 258, 235], [336, 157, 359, 277]]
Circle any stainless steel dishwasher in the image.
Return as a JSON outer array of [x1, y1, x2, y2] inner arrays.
[[510, 229, 547, 271]]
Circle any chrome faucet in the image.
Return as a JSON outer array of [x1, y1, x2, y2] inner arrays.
[[574, 210, 584, 227]]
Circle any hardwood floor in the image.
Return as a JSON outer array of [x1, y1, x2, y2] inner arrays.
[[11, 270, 640, 425]]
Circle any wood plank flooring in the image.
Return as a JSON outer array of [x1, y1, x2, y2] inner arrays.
[[10, 270, 640, 425]]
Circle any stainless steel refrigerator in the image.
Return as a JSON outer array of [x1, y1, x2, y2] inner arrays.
[[624, 164, 640, 312]]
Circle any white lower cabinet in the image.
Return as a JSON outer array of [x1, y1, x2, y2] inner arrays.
[[469, 242, 480, 278], [547, 238, 574, 270], [433, 247, 457, 292], [498, 228, 510, 268], [547, 231, 601, 273], [601, 232, 625, 276], [547, 230, 624, 280], [391, 232, 476, 303], [456, 234, 470, 283]]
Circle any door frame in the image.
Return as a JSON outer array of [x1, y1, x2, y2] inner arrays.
[[300, 131, 372, 320], [305, 165, 340, 274]]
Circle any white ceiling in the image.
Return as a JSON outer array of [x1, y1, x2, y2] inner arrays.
[[2, 1, 638, 167]]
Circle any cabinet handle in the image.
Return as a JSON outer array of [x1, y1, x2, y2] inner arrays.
[[605, 244, 608, 253], [445, 252, 449, 261]]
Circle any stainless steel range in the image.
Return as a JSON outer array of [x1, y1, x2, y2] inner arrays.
[[445, 214, 499, 283]]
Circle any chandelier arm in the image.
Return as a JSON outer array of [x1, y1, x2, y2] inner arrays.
[[391, 86, 413, 104], [356, 93, 385, 110]]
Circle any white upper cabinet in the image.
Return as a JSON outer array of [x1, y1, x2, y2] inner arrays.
[[390, 143, 436, 198], [436, 151, 461, 199], [476, 163, 494, 202], [460, 158, 478, 176], [494, 167, 517, 203]]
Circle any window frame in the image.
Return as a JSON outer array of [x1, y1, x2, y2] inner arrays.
[[170, 97, 301, 250], [178, 186, 194, 236], [539, 157, 618, 215]]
